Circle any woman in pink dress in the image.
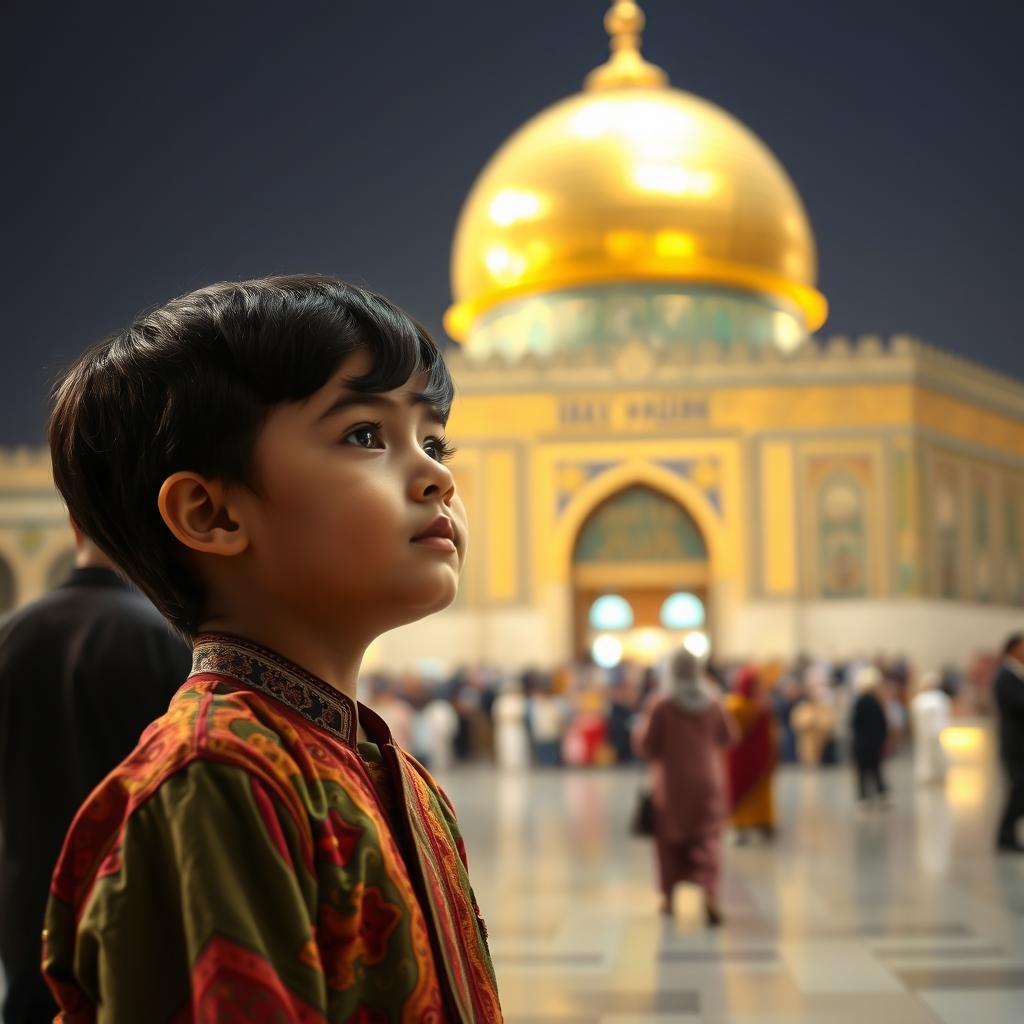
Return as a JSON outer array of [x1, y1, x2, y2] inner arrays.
[[634, 647, 737, 925]]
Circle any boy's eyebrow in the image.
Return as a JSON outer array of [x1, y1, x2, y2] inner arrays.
[[315, 390, 445, 425]]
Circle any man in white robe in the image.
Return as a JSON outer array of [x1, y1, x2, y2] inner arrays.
[[910, 671, 951, 784]]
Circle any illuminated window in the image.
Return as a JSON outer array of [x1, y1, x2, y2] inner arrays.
[[660, 592, 704, 630], [589, 594, 634, 631]]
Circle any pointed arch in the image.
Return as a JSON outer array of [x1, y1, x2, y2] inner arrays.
[[553, 460, 722, 582]]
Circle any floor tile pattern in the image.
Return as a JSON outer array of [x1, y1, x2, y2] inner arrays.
[[2, 723, 1020, 1022], [437, 723, 1024, 1023]]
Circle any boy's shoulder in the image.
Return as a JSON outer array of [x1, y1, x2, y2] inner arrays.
[[47, 678, 293, 910], [110, 673, 358, 812], [57, 677, 334, 861]]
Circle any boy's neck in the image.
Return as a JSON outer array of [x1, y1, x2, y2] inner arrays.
[[198, 611, 366, 703]]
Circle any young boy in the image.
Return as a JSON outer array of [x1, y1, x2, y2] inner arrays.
[[43, 276, 502, 1022]]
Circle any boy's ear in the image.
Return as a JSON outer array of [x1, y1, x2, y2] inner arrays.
[[157, 472, 250, 557]]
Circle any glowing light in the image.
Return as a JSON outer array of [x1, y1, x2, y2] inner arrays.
[[660, 593, 705, 630], [654, 230, 696, 259], [484, 245, 527, 284], [568, 98, 697, 146], [633, 165, 716, 196], [592, 634, 623, 669], [589, 595, 634, 631], [773, 310, 805, 353], [682, 631, 710, 659], [488, 189, 543, 228], [484, 246, 512, 274], [940, 726, 986, 758], [616, 630, 674, 666], [568, 101, 612, 138], [632, 629, 668, 658]]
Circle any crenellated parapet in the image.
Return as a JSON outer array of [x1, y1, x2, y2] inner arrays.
[[0, 446, 57, 494], [448, 332, 1024, 421], [0, 446, 53, 470]]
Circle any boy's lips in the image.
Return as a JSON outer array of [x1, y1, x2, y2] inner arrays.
[[411, 515, 457, 553]]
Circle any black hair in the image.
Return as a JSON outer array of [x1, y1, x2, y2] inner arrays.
[[48, 274, 454, 636], [1004, 633, 1024, 656]]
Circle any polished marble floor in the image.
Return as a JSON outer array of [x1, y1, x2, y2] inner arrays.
[[2, 725, 1020, 1021], [438, 722, 1024, 1024]]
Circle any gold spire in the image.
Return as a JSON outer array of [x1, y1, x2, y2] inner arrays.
[[584, 1, 669, 91]]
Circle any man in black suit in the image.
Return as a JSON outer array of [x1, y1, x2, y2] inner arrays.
[[0, 524, 191, 1024], [994, 632, 1024, 853]]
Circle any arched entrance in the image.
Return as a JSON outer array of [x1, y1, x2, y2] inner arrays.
[[571, 485, 710, 666]]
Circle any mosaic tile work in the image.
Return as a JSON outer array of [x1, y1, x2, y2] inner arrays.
[[439, 728, 1024, 1024]]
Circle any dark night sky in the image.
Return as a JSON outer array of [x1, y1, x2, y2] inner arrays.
[[5, 0, 1021, 444]]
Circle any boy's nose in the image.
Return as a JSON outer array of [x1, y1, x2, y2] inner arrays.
[[410, 469, 455, 504]]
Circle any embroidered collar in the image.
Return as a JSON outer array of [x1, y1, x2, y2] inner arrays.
[[190, 633, 357, 746]]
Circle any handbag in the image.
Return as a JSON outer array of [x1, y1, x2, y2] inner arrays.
[[630, 788, 656, 837]]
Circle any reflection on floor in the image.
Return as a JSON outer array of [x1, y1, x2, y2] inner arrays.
[[438, 722, 1024, 1024]]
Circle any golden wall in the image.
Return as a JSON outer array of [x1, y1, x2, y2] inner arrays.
[[1, 336, 1022, 669], [445, 335, 1024, 657]]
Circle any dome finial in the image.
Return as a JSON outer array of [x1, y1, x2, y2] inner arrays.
[[585, 1, 669, 91]]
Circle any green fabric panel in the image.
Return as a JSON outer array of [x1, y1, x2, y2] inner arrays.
[[318, 776, 424, 1020], [69, 761, 324, 1021]]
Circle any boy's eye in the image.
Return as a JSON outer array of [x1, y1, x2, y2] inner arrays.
[[424, 436, 457, 463], [343, 423, 384, 450]]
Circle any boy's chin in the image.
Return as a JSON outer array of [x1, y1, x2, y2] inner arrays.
[[389, 580, 459, 626]]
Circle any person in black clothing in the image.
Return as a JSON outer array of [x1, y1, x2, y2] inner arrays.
[[0, 524, 190, 1024], [994, 632, 1024, 854], [850, 665, 890, 806]]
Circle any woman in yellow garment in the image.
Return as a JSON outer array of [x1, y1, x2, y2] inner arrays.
[[724, 666, 778, 842]]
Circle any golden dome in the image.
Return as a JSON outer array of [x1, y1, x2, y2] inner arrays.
[[445, 1, 826, 341]]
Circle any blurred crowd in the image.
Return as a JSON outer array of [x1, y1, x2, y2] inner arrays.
[[360, 654, 967, 772]]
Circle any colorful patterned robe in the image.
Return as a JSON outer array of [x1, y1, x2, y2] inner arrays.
[[42, 634, 502, 1023]]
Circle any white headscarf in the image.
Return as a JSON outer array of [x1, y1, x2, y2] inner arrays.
[[660, 646, 714, 713]]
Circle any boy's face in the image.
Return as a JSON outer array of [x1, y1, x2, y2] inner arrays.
[[232, 350, 467, 637]]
